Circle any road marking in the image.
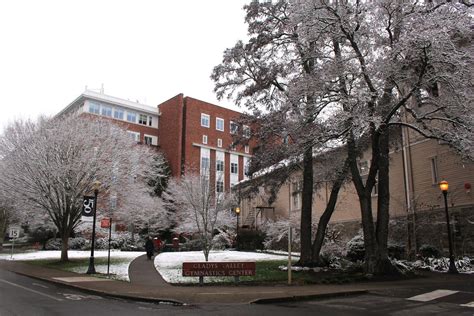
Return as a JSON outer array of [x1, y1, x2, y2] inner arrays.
[[460, 301, 474, 308], [407, 289, 458, 302], [0, 279, 64, 302], [32, 282, 49, 289], [198, 291, 284, 295], [52, 276, 112, 283], [60, 293, 103, 301]]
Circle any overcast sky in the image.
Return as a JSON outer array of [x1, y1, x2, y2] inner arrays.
[[0, 0, 250, 133]]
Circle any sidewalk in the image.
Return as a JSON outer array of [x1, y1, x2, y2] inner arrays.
[[1, 255, 472, 305]]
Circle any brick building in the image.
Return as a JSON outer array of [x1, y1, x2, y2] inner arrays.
[[58, 90, 252, 191]]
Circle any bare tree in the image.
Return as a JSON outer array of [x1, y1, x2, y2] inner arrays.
[[166, 172, 235, 261], [0, 116, 165, 261]]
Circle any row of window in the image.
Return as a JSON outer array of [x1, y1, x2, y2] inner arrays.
[[200, 157, 249, 176], [88, 101, 155, 127], [202, 135, 250, 153], [200, 113, 250, 137], [126, 131, 158, 146]]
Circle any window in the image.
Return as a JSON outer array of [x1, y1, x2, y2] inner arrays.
[[101, 105, 112, 117], [216, 180, 224, 193], [88, 101, 100, 114], [110, 194, 117, 209], [148, 116, 153, 127], [201, 157, 210, 171], [244, 162, 250, 176], [216, 159, 224, 172], [144, 134, 158, 146], [144, 135, 153, 145], [292, 192, 300, 210], [202, 135, 208, 144], [231, 162, 238, 174], [243, 125, 250, 138], [358, 161, 369, 175], [245, 145, 249, 154], [127, 112, 137, 123], [430, 157, 439, 184], [139, 114, 148, 125], [127, 131, 140, 142], [230, 121, 239, 134], [201, 113, 210, 128], [216, 118, 224, 131], [114, 109, 124, 120], [217, 138, 222, 148]]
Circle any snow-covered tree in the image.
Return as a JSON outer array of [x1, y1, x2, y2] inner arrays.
[[0, 115, 165, 261], [214, 0, 472, 274], [166, 172, 235, 261], [212, 0, 347, 266]]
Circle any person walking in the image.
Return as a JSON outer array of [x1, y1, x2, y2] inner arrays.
[[145, 236, 154, 260]]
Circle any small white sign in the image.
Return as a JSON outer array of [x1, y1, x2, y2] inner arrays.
[[9, 226, 20, 238]]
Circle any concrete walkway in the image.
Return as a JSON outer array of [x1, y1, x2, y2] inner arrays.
[[128, 254, 170, 287]]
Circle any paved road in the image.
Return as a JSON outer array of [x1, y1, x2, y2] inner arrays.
[[2, 267, 474, 315]]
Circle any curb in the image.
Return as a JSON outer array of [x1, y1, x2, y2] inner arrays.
[[10, 270, 186, 306], [250, 289, 369, 304]]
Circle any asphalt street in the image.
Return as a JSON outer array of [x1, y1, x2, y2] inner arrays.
[[2, 265, 474, 316]]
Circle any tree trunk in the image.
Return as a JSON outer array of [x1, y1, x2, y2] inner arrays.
[[298, 146, 313, 266], [60, 235, 69, 262], [311, 160, 348, 264], [375, 127, 398, 274]]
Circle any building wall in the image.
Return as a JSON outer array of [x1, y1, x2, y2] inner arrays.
[[157, 94, 185, 177], [180, 96, 253, 190], [241, 136, 474, 253]]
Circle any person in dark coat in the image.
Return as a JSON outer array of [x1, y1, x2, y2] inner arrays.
[[145, 236, 154, 260]]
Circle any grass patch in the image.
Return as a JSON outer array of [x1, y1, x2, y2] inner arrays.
[[22, 257, 131, 280]]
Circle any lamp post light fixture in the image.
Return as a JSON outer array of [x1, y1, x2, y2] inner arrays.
[[235, 207, 241, 232], [86, 180, 101, 274], [439, 180, 458, 274]]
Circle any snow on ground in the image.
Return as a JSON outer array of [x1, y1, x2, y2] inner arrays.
[[0, 250, 143, 281], [154, 250, 289, 284]]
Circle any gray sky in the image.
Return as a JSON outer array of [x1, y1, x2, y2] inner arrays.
[[0, 0, 250, 132]]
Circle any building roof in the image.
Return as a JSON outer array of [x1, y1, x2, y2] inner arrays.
[[56, 90, 159, 117]]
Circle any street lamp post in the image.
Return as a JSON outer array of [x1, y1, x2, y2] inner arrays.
[[87, 180, 101, 274], [439, 180, 458, 274], [235, 207, 240, 249]]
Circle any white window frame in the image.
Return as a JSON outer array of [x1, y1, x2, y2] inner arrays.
[[138, 114, 148, 125], [231, 162, 238, 175], [88, 101, 100, 114], [114, 108, 124, 120], [127, 131, 140, 143], [202, 135, 208, 144], [243, 125, 250, 138], [216, 117, 224, 131], [217, 138, 222, 148], [245, 145, 249, 154], [230, 121, 239, 134], [127, 111, 137, 123], [201, 113, 210, 128], [101, 105, 112, 117]]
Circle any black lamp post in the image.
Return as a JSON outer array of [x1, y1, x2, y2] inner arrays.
[[235, 207, 240, 249], [87, 180, 101, 274], [439, 180, 458, 274]]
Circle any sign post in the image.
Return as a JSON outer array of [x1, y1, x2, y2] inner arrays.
[[9, 226, 20, 259], [101, 217, 113, 277]]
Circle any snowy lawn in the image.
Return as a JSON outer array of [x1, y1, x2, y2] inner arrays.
[[154, 250, 291, 284], [0, 250, 143, 281]]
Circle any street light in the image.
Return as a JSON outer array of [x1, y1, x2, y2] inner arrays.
[[87, 180, 101, 274], [235, 207, 240, 249], [439, 180, 458, 274]]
